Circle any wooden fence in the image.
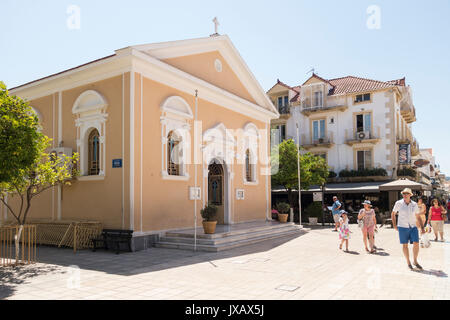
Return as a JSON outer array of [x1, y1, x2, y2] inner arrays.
[[32, 220, 102, 253], [0, 225, 37, 267]]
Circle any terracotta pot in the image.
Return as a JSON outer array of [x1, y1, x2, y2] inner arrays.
[[202, 221, 217, 234], [278, 213, 289, 223]]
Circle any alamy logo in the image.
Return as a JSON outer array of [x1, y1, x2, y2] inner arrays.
[[66, 265, 81, 289], [67, 5, 81, 30], [366, 5, 381, 30]]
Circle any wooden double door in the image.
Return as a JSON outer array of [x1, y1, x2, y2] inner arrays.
[[208, 162, 225, 224]]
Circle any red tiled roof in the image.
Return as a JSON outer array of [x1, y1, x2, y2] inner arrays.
[[327, 76, 402, 95], [387, 77, 406, 86], [270, 75, 406, 101]]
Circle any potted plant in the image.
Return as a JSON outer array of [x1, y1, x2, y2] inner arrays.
[[305, 202, 322, 225], [276, 202, 290, 223], [200, 203, 218, 234]]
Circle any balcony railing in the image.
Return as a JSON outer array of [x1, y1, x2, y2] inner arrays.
[[278, 105, 290, 115], [301, 132, 334, 149], [301, 100, 323, 110], [345, 127, 381, 145], [301, 100, 348, 115]]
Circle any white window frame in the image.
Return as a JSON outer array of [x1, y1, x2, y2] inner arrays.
[[160, 96, 193, 181], [357, 150, 372, 170], [312, 119, 326, 142], [242, 123, 259, 185], [72, 90, 108, 179], [313, 91, 323, 107]]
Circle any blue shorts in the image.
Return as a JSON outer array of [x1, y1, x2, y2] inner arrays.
[[398, 227, 419, 244]]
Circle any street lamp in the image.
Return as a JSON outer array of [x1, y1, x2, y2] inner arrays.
[[321, 183, 326, 226], [296, 123, 302, 227]]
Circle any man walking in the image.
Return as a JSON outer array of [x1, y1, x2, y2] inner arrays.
[[332, 196, 342, 231], [392, 188, 425, 270]]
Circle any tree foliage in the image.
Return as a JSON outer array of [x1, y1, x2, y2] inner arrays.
[[0, 81, 46, 183], [0, 82, 79, 225], [271, 139, 329, 207]]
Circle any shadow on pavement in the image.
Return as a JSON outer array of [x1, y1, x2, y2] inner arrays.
[[371, 251, 390, 256], [343, 250, 360, 255], [0, 264, 62, 299], [413, 269, 448, 278], [28, 230, 310, 276]]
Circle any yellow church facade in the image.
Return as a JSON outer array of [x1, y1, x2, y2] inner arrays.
[[5, 35, 279, 249]]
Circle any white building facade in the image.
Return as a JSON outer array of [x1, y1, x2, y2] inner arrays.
[[268, 74, 418, 178]]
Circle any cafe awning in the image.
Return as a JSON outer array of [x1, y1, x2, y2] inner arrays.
[[379, 178, 431, 191], [272, 181, 385, 194]]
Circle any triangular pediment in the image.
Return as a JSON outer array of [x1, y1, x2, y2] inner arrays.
[[130, 35, 277, 115], [302, 73, 334, 88], [267, 83, 291, 95]]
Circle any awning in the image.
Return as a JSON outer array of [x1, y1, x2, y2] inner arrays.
[[272, 181, 385, 194], [379, 178, 431, 191]]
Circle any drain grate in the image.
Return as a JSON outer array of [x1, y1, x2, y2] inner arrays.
[[276, 285, 300, 292]]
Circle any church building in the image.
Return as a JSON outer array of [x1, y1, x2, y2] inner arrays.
[[6, 34, 279, 249]]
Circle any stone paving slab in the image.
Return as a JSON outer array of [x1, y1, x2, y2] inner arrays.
[[1, 224, 450, 300]]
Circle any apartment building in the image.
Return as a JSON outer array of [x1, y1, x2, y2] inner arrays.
[[268, 73, 421, 214]]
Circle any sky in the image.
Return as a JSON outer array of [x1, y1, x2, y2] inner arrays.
[[1, 0, 449, 174]]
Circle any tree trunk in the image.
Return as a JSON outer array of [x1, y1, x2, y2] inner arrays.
[[14, 225, 24, 266]]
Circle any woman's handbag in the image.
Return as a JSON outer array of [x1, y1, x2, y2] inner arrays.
[[420, 232, 431, 248], [358, 219, 364, 229], [443, 213, 448, 222]]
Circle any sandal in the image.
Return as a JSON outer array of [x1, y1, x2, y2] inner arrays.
[[370, 249, 376, 254], [408, 264, 414, 271], [365, 247, 370, 252], [339, 244, 342, 250], [414, 263, 423, 270]]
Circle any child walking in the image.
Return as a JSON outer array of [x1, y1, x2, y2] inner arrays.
[[339, 210, 350, 252]]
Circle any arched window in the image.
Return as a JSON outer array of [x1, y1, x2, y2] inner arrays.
[[167, 131, 181, 176], [245, 149, 255, 182], [160, 96, 192, 181], [72, 90, 108, 178], [88, 129, 100, 175], [243, 123, 259, 185]]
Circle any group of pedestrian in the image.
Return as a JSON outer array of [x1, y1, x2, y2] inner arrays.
[[331, 188, 448, 271], [332, 196, 378, 253]]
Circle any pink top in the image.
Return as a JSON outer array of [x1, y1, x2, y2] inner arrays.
[[359, 208, 375, 227], [431, 206, 443, 221]]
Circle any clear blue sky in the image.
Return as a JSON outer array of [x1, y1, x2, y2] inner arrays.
[[2, 0, 449, 174]]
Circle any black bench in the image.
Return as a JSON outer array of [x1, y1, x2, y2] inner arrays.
[[92, 229, 133, 254]]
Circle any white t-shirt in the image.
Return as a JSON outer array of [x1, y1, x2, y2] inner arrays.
[[392, 199, 419, 228]]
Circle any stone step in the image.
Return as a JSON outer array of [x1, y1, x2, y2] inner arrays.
[[165, 222, 299, 239], [154, 228, 303, 252], [159, 224, 302, 246]]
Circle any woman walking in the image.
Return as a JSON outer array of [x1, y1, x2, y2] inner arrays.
[[427, 199, 447, 241], [358, 200, 378, 253], [417, 197, 427, 229]]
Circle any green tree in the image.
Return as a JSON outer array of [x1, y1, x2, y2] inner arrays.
[[0, 82, 79, 264], [0, 81, 45, 183], [271, 139, 329, 208]]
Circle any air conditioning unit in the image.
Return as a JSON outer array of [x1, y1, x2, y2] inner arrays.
[[49, 148, 74, 177], [357, 131, 370, 140], [49, 147, 73, 159]]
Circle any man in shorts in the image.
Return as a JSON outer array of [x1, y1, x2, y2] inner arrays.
[[392, 188, 425, 270], [331, 196, 342, 231]]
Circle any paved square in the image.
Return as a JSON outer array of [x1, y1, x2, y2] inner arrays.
[[2, 224, 450, 300]]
